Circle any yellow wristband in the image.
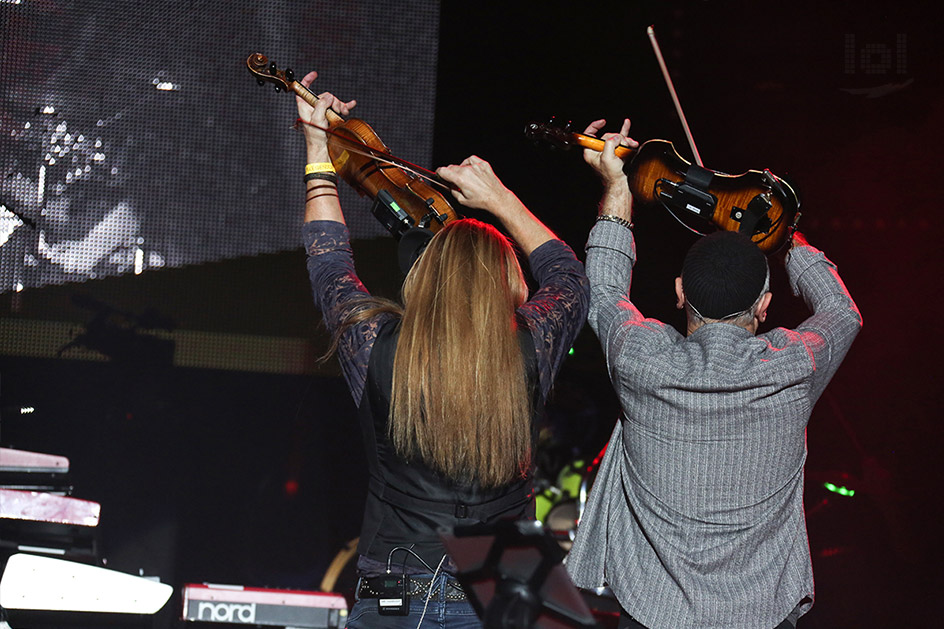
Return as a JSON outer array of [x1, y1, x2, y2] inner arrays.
[[305, 162, 336, 175]]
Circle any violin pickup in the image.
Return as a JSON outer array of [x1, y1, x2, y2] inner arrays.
[[371, 189, 414, 239], [656, 178, 717, 218]]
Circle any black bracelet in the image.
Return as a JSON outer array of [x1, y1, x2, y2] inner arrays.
[[304, 172, 339, 184], [596, 214, 633, 230], [305, 191, 340, 202]]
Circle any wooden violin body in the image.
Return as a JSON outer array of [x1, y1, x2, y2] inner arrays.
[[526, 123, 800, 254], [247, 53, 459, 235], [324, 117, 459, 234], [629, 139, 799, 253]]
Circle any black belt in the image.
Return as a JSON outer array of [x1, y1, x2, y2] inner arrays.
[[358, 576, 467, 602]]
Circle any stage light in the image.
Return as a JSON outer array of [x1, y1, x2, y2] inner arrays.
[[37, 165, 45, 203], [824, 482, 855, 497], [152, 78, 179, 91], [134, 246, 144, 275]]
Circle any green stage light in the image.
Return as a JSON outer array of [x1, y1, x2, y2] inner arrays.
[[824, 482, 855, 497]]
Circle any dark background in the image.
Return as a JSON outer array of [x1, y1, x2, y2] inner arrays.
[[2, 1, 942, 627]]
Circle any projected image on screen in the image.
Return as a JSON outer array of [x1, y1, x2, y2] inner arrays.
[[0, 0, 440, 294]]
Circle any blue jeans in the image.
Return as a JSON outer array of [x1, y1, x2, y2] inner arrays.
[[345, 572, 481, 628]]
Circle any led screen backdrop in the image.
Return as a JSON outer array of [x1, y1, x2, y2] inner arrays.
[[0, 0, 440, 294]]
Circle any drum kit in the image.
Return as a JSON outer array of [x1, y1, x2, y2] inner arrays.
[[533, 447, 604, 552]]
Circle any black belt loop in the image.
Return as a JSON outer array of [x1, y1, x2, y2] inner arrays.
[[455, 503, 469, 519]]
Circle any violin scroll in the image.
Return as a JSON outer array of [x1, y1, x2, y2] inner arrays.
[[525, 121, 572, 151], [247, 53, 293, 92]]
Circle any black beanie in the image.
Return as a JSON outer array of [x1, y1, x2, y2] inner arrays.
[[681, 231, 768, 320]]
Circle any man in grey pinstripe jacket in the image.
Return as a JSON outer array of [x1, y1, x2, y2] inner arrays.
[[564, 119, 862, 629]]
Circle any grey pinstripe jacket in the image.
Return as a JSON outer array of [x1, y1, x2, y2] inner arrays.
[[566, 222, 862, 629]]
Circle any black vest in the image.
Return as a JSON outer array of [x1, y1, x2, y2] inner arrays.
[[355, 317, 541, 571]]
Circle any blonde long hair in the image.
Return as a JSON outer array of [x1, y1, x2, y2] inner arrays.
[[328, 219, 531, 487], [391, 219, 532, 488]]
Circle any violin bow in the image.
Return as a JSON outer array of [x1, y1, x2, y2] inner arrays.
[[647, 25, 705, 167]]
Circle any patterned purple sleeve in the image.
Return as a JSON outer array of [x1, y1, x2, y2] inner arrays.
[[517, 239, 590, 398], [303, 220, 394, 404]]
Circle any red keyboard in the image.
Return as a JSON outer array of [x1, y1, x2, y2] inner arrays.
[[182, 583, 348, 628]]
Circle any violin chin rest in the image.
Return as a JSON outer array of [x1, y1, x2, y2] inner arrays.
[[398, 227, 435, 275]]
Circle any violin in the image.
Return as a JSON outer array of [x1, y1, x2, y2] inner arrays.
[[246, 53, 460, 236], [525, 123, 800, 254]]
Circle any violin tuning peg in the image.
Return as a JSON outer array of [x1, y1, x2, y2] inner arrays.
[[269, 62, 278, 73], [256, 79, 265, 87], [285, 68, 295, 81], [274, 86, 281, 93]]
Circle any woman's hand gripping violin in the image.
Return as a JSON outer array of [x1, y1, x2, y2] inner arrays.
[[247, 53, 460, 237], [525, 122, 800, 254]]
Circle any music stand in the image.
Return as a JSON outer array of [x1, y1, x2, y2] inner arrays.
[[439, 520, 599, 629]]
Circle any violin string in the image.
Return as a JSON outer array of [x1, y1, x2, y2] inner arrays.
[[293, 118, 458, 193]]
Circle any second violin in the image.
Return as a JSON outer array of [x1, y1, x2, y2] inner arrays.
[[526, 122, 800, 255]]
